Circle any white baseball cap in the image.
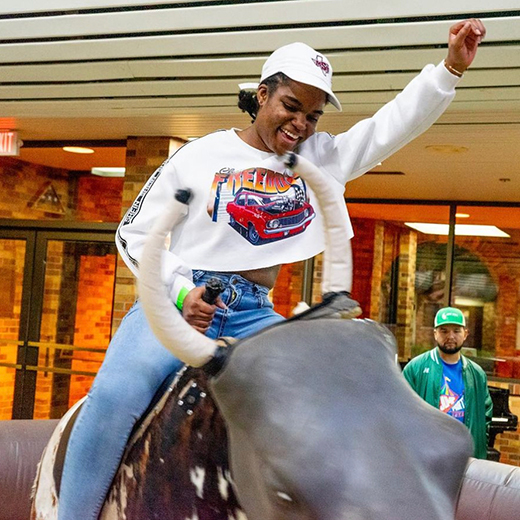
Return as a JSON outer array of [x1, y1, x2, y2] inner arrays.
[[240, 42, 342, 111]]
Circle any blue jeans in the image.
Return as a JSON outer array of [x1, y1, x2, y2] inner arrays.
[[58, 271, 284, 520]]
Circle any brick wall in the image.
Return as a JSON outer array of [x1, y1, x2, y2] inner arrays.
[[351, 218, 376, 318], [272, 262, 305, 318], [0, 157, 71, 219], [0, 156, 123, 221], [111, 136, 184, 332], [76, 175, 124, 222]]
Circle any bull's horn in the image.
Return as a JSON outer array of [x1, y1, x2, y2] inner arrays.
[[283, 153, 352, 295], [138, 197, 218, 367]]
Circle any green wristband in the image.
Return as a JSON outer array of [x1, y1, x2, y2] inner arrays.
[[175, 286, 191, 310]]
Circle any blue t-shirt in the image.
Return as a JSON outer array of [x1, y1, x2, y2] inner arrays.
[[439, 359, 465, 423]]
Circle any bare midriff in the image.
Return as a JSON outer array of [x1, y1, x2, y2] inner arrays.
[[235, 265, 281, 289]]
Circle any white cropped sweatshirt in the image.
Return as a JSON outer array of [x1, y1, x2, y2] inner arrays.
[[116, 62, 460, 304]]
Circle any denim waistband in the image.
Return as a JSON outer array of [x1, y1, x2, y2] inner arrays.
[[192, 270, 270, 295]]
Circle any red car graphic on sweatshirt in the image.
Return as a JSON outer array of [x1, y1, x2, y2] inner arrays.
[[226, 187, 315, 245]]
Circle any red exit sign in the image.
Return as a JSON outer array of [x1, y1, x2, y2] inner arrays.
[[0, 130, 19, 156]]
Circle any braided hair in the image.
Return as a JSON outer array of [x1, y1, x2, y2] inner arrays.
[[237, 72, 291, 123]]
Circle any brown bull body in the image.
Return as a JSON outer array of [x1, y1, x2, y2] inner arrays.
[[103, 367, 243, 519], [31, 365, 243, 520]]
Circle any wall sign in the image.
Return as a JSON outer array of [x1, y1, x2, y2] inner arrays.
[[0, 130, 19, 156]]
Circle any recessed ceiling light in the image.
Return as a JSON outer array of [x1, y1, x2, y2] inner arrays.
[[366, 170, 405, 175], [405, 223, 510, 238], [91, 167, 125, 177], [425, 145, 469, 154], [63, 146, 94, 154], [455, 213, 470, 218]]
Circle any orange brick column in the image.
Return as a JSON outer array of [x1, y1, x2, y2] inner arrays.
[[395, 230, 417, 360], [369, 222, 385, 321], [311, 253, 323, 305], [496, 274, 519, 378], [272, 262, 305, 317], [351, 219, 376, 318], [111, 136, 184, 334]]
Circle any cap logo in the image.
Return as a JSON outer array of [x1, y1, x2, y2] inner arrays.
[[312, 55, 329, 76], [435, 307, 465, 327]]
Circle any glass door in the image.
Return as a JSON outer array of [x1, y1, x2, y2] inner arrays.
[[0, 230, 35, 420], [0, 226, 117, 419]]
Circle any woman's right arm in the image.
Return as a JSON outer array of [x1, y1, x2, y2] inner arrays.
[[116, 158, 196, 309], [116, 157, 224, 329]]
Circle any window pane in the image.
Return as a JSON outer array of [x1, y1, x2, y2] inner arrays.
[[0, 239, 26, 419], [348, 203, 450, 360], [452, 206, 520, 380], [33, 240, 117, 419]]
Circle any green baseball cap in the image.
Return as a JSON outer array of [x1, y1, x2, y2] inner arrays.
[[434, 307, 466, 327]]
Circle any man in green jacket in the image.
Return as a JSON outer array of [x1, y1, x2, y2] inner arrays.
[[403, 307, 493, 459]]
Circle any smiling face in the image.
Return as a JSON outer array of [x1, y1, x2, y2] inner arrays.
[[250, 78, 326, 155]]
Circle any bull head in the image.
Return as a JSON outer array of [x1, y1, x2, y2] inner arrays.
[[138, 154, 473, 520], [211, 317, 472, 520]]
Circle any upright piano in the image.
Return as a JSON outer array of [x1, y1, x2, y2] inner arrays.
[[487, 386, 518, 461]]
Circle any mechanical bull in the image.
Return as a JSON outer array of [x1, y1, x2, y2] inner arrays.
[[31, 154, 473, 520]]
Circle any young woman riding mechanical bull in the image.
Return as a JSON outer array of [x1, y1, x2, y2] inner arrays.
[[57, 19, 485, 520]]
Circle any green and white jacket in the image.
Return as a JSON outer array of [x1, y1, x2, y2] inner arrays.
[[403, 348, 493, 459]]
